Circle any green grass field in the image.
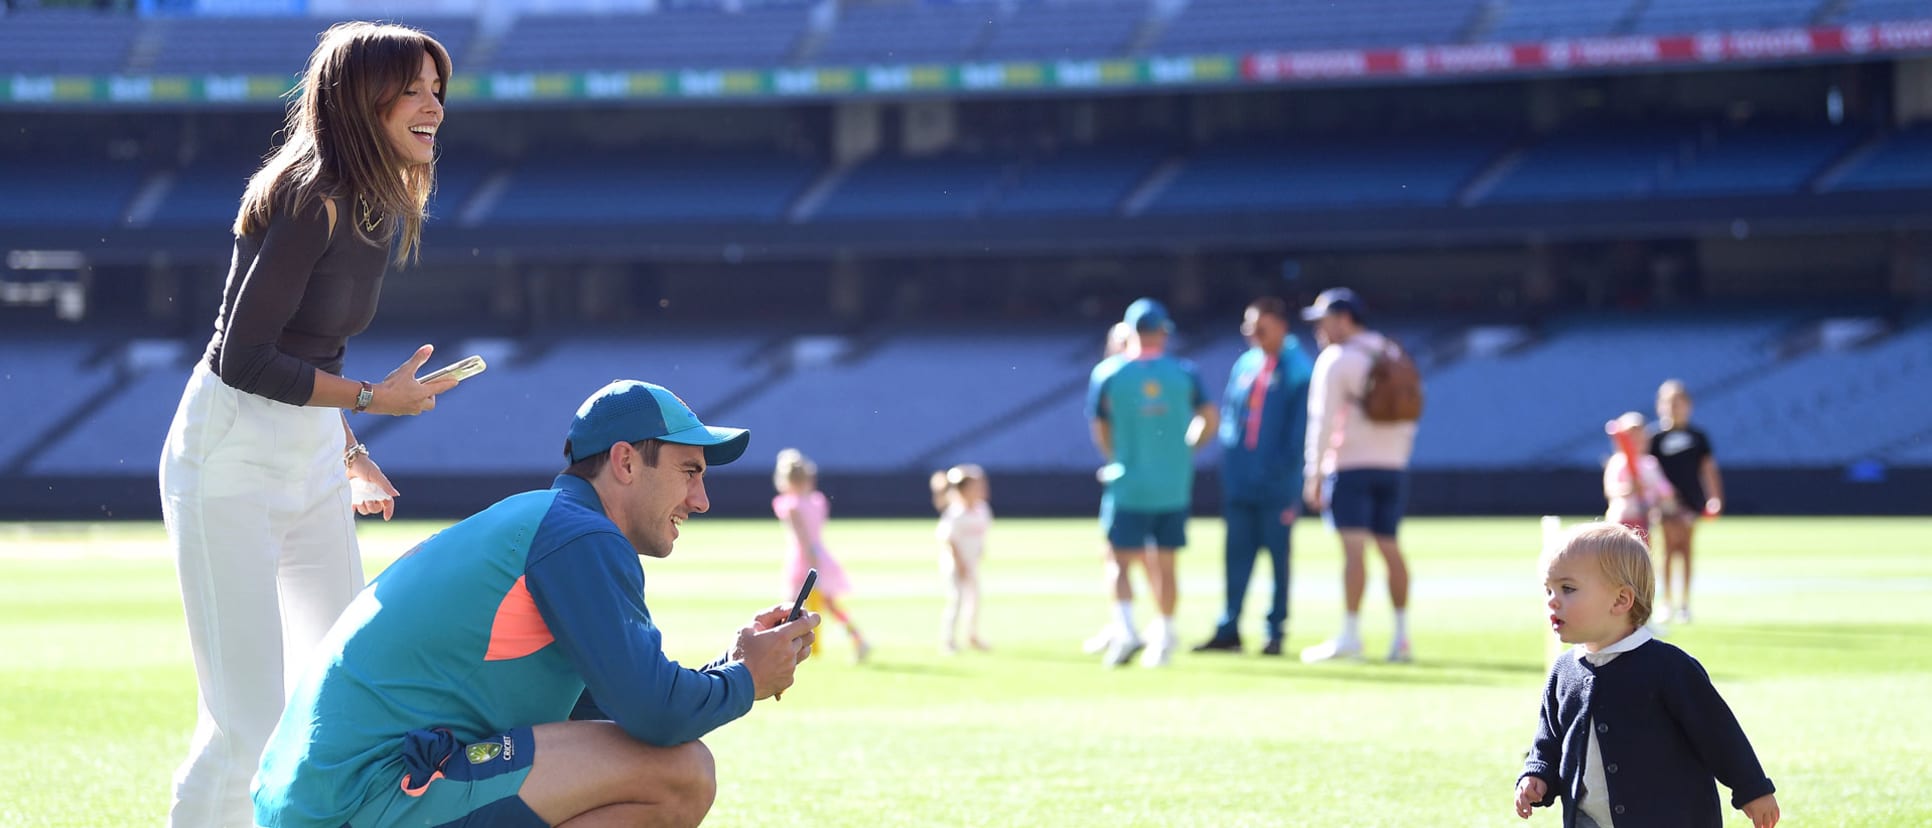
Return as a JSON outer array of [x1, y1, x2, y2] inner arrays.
[[3, 515, 1929, 827]]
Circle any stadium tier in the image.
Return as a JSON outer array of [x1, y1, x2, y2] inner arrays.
[[11, 0, 1927, 77], [12, 312, 1927, 480], [141, 16, 477, 75], [19, 125, 1931, 237], [487, 151, 817, 224], [0, 10, 139, 74], [1151, 0, 1484, 53], [1628, 0, 1824, 35], [492, 8, 809, 71]]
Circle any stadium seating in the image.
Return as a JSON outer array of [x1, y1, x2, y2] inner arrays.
[[724, 328, 1097, 471], [1657, 124, 1865, 197], [0, 157, 145, 227], [1481, 0, 1636, 42], [1479, 126, 1695, 203], [0, 340, 122, 473], [0, 10, 139, 74], [973, 1, 1148, 62], [1681, 320, 1932, 467], [145, 16, 476, 75], [1834, 0, 1932, 24], [813, 154, 1014, 220], [1825, 123, 1932, 193], [487, 150, 819, 224], [1151, 0, 1483, 54], [1628, 0, 1824, 34], [1416, 312, 1796, 469], [983, 145, 1167, 217], [14, 309, 1932, 482], [813, 2, 996, 65], [492, 8, 809, 71], [334, 331, 774, 474], [1147, 134, 1508, 213]]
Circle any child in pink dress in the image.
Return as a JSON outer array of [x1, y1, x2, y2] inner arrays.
[[1603, 412, 1680, 540], [773, 449, 869, 662]]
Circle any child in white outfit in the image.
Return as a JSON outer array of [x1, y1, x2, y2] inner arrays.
[[931, 464, 992, 653]]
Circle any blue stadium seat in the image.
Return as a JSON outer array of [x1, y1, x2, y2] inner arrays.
[[1413, 313, 1795, 469], [814, 2, 995, 65], [985, 146, 1166, 217], [1827, 124, 1932, 192], [814, 154, 1012, 221], [1658, 124, 1863, 197], [1628, 0, 1826, 34], [0, 157, 145, 226], [0, 11, 139, 74], [1152, 0, 1481, 54], [1483, 0, 1637, 42], [493, 9, 808, 71], [341, 332, 772, 474], [974, 1, 1147, 62], [1481, 126, 1695, 203], [0, 340, 120, 471], [146, 16, 476, 75], [725, 329, 1096, 471], [489, 150, 818, 224], [1149, 135, 1505, 213], [1834, 0, 1932, 24]]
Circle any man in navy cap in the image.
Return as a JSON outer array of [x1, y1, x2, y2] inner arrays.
[[1297, 289, 1419, 664], [1087, 298, 1217, 668], [254, 380, 819, 828]]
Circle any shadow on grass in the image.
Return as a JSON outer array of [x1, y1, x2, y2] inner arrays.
[[1199, 656, 1547, 688]]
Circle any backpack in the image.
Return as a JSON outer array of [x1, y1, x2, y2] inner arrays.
[[1359, 337, 1423, 423]]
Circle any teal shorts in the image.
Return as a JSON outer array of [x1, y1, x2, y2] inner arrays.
[[349, 726, 543, 827]]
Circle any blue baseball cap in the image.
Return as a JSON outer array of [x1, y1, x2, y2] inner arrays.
[[566, 380, 750, 466], [1302, 287, 1365, 322], [1124, 297, 1174, 333]]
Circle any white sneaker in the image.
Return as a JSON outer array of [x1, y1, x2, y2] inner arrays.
[[1102, 636, 1145, 669], [1299, 637, 1363, 664], [1386, 638, 1412, 664], [1082, 627, 1117, 655], [1139, 638, 1173, 668], [1674, 607, 1692, 625]]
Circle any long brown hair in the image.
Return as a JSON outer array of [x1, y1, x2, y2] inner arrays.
[[234, 21, 451, 265]]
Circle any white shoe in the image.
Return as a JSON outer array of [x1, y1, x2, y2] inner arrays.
[[1139, 639, 1173, 668], [1674, 607, 1692, 624], [1083, 627, 1117, 655], [1102, 636, 1145, 669], [1386, 638, 1412, 664], [1299, 637, 1363, 664]]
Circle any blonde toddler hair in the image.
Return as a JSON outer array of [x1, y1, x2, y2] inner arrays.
[[1542, 522, 1655, 628], [774, 448, 817, 493], [929, 463, 987, 512]]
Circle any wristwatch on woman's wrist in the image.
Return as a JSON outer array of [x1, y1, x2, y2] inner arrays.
[[354, 381, 374, 413]]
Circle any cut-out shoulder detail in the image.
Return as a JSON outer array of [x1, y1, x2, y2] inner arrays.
[[321, 198, 337, 243]]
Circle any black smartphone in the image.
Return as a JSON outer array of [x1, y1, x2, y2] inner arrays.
[[786, 568, 817, 623]]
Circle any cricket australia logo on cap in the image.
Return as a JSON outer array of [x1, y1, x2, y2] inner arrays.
[[466, 740, 504, 764]]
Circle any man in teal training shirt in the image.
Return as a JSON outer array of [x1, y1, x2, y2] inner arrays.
[[253, 380, 820, 828], [1088, 298, 1217, 669]]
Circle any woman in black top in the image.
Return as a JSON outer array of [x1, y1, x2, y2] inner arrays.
[[158, 22, 457, 828], [1649, 379, 1725, 626]]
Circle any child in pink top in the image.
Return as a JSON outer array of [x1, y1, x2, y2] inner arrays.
[[1603, 412, 1680, 540], [773, 449, 868, 662]]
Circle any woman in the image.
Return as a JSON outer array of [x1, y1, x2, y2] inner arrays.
[[158, 22, 457, 827]]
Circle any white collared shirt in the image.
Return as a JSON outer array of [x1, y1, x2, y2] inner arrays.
[[1577, 626, 1655, 827]]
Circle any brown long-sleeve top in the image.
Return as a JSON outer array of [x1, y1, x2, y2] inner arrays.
[[203, 196, 389, 405]]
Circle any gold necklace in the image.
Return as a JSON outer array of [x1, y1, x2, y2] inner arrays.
[[356, 195, 383, 233]]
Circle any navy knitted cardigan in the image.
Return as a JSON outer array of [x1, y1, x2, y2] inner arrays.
[[1519, 639, 1775, 828]]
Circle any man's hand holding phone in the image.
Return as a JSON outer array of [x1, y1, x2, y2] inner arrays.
[[739, 569, 820, 701]]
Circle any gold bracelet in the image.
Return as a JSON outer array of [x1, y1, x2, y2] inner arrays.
[[343, 443, 369, 468]]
